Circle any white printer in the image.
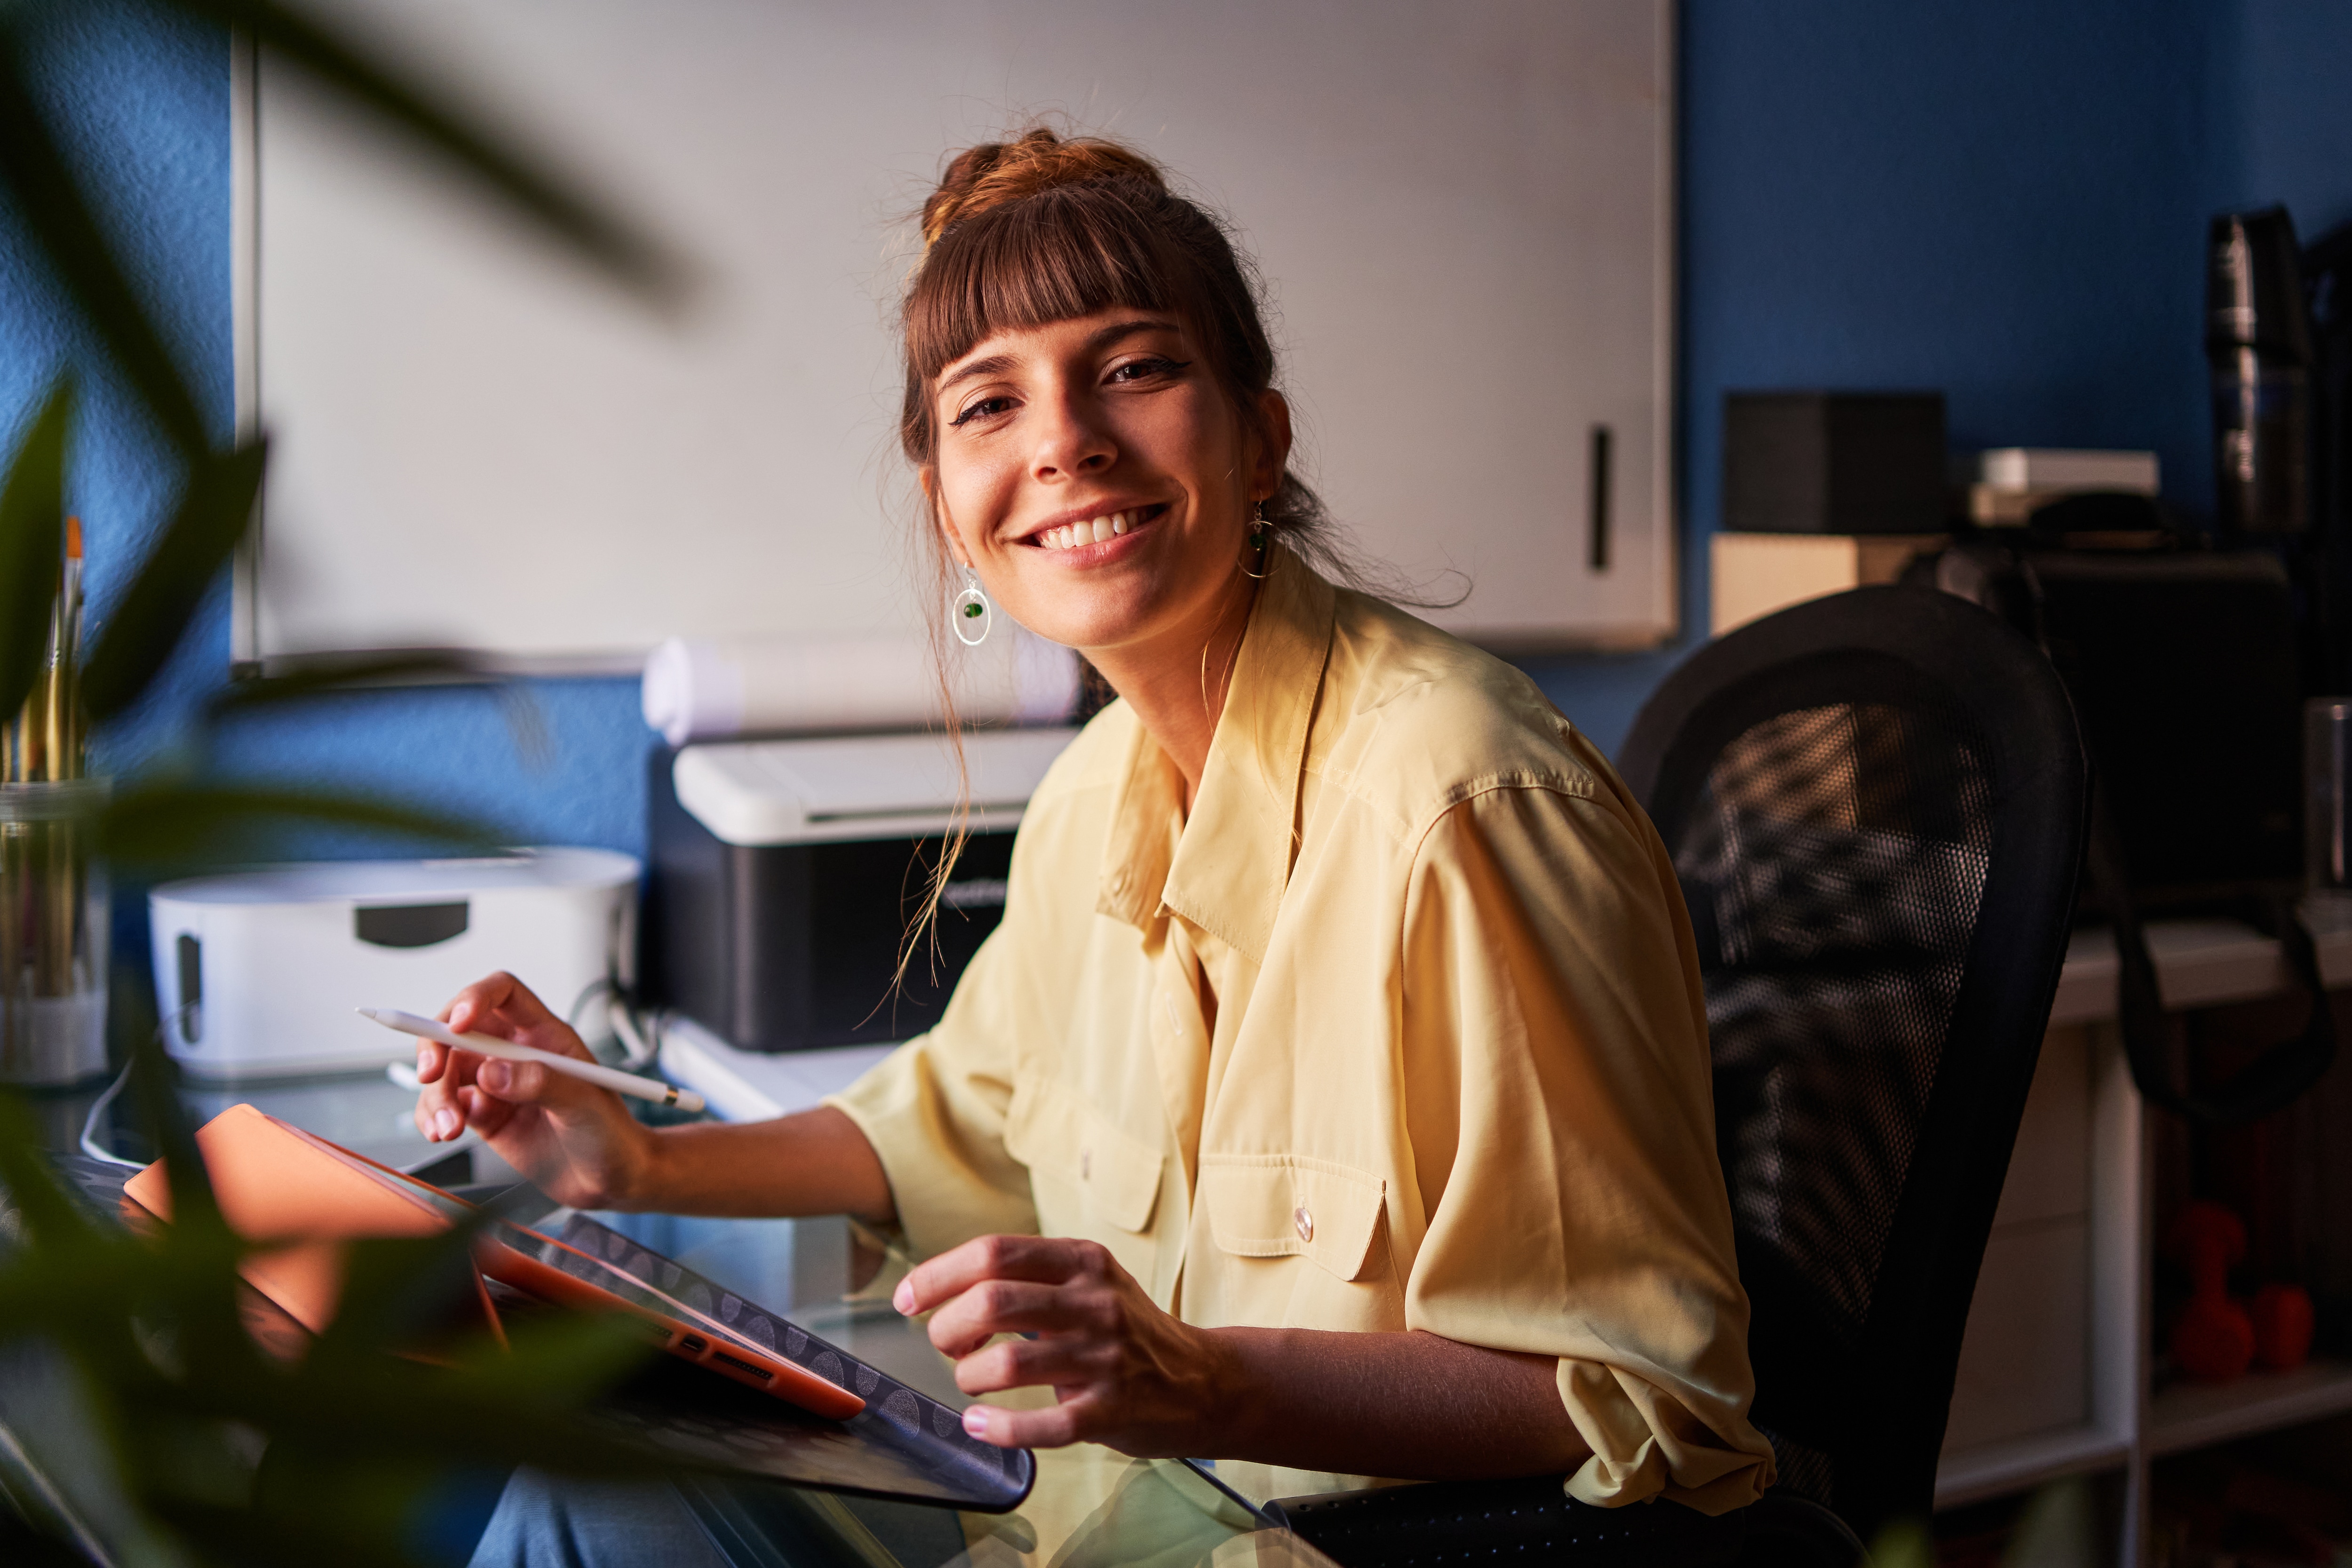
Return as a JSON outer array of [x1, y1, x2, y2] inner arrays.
[[644, 728, 1076, 1052], [150, 849, 639, 1079]]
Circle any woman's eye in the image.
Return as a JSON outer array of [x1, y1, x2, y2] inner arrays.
[[1108, 356, 1188, 385], [951, 395, 1015, 428]]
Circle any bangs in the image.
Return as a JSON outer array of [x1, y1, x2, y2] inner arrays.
[[906, 180, 1202, 381]]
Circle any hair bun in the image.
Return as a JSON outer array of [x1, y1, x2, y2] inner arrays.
[[922, 126, 1166, 248]]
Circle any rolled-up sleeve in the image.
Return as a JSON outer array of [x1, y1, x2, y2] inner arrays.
[[1398, 783, 1775, 1513]]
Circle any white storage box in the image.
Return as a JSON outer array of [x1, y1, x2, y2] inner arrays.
[[150, 849, 639, 1080]]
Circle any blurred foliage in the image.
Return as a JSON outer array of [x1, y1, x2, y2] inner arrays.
[[0, 1044, 667, 1568], [0, 0, 683, 1560], [1869, 1478, 2098, 1568]]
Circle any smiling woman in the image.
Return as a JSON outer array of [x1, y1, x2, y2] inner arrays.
[[426, 127, 1775, 1567], [898, 131, 1338, 782]]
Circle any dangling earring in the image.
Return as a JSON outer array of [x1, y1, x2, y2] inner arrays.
[[1242, 501, 1271, 580], [952, 567, 992, 646]]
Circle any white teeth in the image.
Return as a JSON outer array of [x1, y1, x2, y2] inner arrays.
[[1036, 512, 1145, 549]]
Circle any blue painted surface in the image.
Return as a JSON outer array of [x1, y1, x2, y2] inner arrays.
[[1524, 0, 2259, 754], [2231, 3, 2352, 240], [4, 0, 2350, 992]]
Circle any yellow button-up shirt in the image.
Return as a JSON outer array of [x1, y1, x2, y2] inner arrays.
[[829, 547, 1774, 1512]]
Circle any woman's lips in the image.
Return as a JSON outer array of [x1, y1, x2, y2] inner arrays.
[[1027, 502, 1169, 554]]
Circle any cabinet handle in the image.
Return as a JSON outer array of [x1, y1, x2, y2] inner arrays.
[[1588, 424, 1613, 572]]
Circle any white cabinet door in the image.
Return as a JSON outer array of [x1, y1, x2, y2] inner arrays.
[[242, 0, 1676, 669]]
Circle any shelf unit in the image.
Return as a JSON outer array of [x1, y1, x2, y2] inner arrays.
[[1931, 918, 2352, 1562], [2145, 1358, 2352, 1458]]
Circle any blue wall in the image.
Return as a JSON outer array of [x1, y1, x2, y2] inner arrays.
[[1524, 0, 2259, 750], [2231, 5, 2352, 238], [6, 0, 2352, 986]]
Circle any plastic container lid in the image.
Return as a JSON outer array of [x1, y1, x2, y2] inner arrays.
[[150, 847, 640, 906]]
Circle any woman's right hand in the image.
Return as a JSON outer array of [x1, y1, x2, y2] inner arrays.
[[411, 971, 657, 1210]]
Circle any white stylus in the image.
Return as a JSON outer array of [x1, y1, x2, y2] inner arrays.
[[359, 1006, 707, 1114]]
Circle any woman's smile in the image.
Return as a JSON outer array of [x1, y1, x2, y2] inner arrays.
[[1021, 501, 1172, 557]]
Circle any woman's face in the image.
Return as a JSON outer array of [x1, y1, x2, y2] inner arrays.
[[923, 309, 1287, 660]]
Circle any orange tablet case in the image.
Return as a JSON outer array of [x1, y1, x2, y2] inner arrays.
[[125, 1104, 862, 1421]]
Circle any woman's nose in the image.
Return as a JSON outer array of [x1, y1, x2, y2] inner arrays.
[[1029, 393, 1116, 481]]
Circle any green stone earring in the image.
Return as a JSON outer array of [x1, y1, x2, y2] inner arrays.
[[952, 568, 992, 646]]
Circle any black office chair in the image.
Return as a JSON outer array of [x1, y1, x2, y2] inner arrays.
[[1275, 586, 2087, 1566]]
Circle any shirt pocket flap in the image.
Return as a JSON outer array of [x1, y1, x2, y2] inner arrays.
[[1200, 1155, 1386, 1282], [1005, 1079, 1163, 1234]]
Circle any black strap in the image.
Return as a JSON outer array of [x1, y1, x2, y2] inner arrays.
[[2088, 781, 2336, 1122]]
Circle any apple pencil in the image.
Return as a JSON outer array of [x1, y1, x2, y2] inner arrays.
[[359, 1006, 707, 1114]]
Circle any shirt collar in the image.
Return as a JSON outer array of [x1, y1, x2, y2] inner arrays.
[[1095, 545, 1337, 962]]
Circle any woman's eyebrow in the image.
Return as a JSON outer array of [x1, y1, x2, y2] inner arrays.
[[1087, 316, 1178, 350], [938, 318, 1177, 395], [939, 353, 1016, 395]]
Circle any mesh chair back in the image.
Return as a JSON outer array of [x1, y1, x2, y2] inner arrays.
[[1618, 587, 2086, 1540]]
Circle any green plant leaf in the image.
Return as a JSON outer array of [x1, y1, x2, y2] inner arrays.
[[303, 1220, 496, 1372], [116, 1035, 289, 1391], [0, 28, 210, 459], [150, 1496, 432, 1568], [168, 0, 685, 309], [81, 439, 267, 720], [124, 1028, 230, 1250], [0, 381, 72, 728], [96, 783, 496, 872], [451, 1305, 657, 1409], [233, 1353, 670, 1478], [201, 651, 554, 771], [205, 650, 503, 723]]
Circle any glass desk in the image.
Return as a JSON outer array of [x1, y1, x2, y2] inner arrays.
[[559, 1202, 1330, 1568], [19, 1068, 1341, 1568]]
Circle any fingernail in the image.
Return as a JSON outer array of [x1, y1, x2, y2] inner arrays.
[[480, 1061, 511, 1093], [432, 1109, 460, 1139], [416, 1044, 430, 1070], [962, 1406, 989, 1439], [893, 1279, 916, 1315]]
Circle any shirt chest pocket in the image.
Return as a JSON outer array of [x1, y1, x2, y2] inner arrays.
[[1004, 1078, 1164, 1236], [1200, 1155, 1387, 1281]]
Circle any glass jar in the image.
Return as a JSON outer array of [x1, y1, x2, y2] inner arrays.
[[0, 778, 109, 1086]]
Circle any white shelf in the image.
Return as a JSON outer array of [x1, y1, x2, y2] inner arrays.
[[1935, 1425, 2132, 1509], [2146, 1359, 2352, 1458], [2047, 918, 2352, 1028], [657, 1016, 897, 1122]]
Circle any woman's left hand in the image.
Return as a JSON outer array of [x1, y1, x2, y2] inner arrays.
[[894, 1235, 1237, 1454]]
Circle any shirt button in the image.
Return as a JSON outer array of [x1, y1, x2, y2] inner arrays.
[[1294, 1205, 1314, 1243]]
